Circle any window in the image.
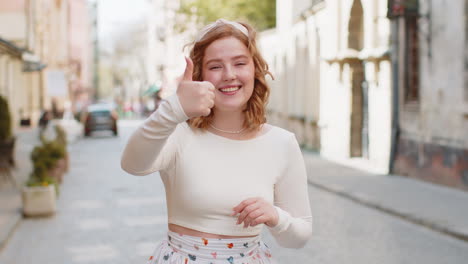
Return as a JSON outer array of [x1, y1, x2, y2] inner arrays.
[[388, 0, 419, 18], [404, 16, 419, 102], [388, 0, 420, 104]]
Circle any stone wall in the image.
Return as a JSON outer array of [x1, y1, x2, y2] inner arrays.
[[394, 0, 468, 190], [394, 137, 468, 191]]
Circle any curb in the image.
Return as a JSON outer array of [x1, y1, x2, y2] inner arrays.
[[0, 211, 21, 253], [307, 179, 468, 243]]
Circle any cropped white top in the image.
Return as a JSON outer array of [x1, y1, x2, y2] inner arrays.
[[121, 94, 313, 248]]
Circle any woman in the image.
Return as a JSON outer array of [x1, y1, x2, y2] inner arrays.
[[121, 19, 312, 264]]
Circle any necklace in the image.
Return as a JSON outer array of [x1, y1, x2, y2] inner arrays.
[[209, 123, 246, 134]]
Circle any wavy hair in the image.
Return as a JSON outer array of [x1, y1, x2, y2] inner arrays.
[[186, 21, 273, 132]]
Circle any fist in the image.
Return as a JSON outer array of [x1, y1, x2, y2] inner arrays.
[[177, 57, 215, 118]]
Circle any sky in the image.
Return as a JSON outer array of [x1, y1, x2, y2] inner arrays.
[[88, 0, 149, 50]]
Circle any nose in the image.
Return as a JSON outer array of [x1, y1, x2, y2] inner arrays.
[[223, 65, 236, 81]]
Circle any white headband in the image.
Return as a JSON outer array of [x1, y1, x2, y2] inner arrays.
[[195, 19, 249, 42]]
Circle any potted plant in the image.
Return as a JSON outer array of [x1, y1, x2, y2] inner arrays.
[[54, 125, 69, 173], [22, 125, 68, 217]]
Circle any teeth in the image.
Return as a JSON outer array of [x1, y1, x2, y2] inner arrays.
[[220, 86, 240, 92]]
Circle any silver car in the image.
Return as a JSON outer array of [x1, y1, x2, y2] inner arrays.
[[83, 104, 118, 136]]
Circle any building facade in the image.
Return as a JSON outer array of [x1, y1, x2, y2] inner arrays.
[[0, 0, 94, 130], [259, 0, 322, 152], [68, 0, 94, 113], [261, 0, 393, 174], [0, 0, 44, 128], [389, 0, 468, 191], [261, 0, 468, 191], [35, 0, 70, 115]]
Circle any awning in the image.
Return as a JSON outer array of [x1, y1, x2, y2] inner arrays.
[[0, 37, 23, 57], [22, 52, 47, 72], [0, 37, 46, 72]]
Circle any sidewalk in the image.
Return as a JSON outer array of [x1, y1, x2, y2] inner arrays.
[[0, 128, 39, 251], [303, 151, 468, 242]]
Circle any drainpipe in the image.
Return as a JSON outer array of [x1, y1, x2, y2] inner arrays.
[[389, 17, 400, 174]]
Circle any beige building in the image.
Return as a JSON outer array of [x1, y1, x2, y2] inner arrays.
[[0, 0, 45, 128], [260, 0, 393, 174], [68, 0, 94, 113], [35, 0, 70, 114], [0, 0, 94, 129]]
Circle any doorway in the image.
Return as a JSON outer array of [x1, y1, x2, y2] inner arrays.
[[348, 0, 368, 158]]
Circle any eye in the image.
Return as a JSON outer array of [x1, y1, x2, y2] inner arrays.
[[235, 62, 247, 66], [209, 65, 222, 70]]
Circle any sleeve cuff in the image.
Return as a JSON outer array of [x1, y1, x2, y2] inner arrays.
[[165, 93, 189, 122], [268, 206, 291, 234]]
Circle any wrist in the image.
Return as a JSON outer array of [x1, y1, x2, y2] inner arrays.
[[266, 208, 279, 227], [170, 93, 190, 121], [267, 206, 291, 234]]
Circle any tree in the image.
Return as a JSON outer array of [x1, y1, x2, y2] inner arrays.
[[177, 0, 276, 32]]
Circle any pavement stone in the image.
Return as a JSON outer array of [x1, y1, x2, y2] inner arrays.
[[303, 150, 468, 242]]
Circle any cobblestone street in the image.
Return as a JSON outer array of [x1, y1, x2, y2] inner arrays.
[[1, 120, 468, 264]]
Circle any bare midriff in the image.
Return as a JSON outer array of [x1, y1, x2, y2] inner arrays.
[[168, 224, 257, 239]]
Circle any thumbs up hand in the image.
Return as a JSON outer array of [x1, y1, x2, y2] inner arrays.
[[177, 57, 215, 118]]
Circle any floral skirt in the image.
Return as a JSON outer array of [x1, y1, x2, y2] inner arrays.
[[146, 231, 275, 264]]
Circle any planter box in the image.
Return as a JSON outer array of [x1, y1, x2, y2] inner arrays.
[[22, 185, 56, 217]]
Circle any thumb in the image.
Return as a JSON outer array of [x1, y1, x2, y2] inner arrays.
[[183, 56, 194, 81]]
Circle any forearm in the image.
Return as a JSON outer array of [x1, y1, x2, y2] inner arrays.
[[268, 206, 313, 248], [268, 133, 313, 248], [120, 94, 188, 175]]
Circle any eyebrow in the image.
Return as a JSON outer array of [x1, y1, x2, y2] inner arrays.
[[204, 55, 250, 65]]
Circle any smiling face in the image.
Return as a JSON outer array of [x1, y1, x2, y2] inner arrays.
[[201, 36, 255, 113]]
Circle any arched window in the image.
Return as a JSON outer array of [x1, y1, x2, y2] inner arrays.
[[348, 0, 364, 51]]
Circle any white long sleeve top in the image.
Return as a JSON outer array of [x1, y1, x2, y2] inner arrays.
[[121, 94, 313, 248]]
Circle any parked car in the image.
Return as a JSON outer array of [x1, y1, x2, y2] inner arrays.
[[83, 104, 118, 137]]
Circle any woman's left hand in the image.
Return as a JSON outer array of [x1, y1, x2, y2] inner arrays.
[[232, 197, 279, 228]]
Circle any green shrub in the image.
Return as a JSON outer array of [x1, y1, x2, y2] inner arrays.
[[27, 124, 68, 196], [0, 95, 12, 141], [30, 141, 66, 173]]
